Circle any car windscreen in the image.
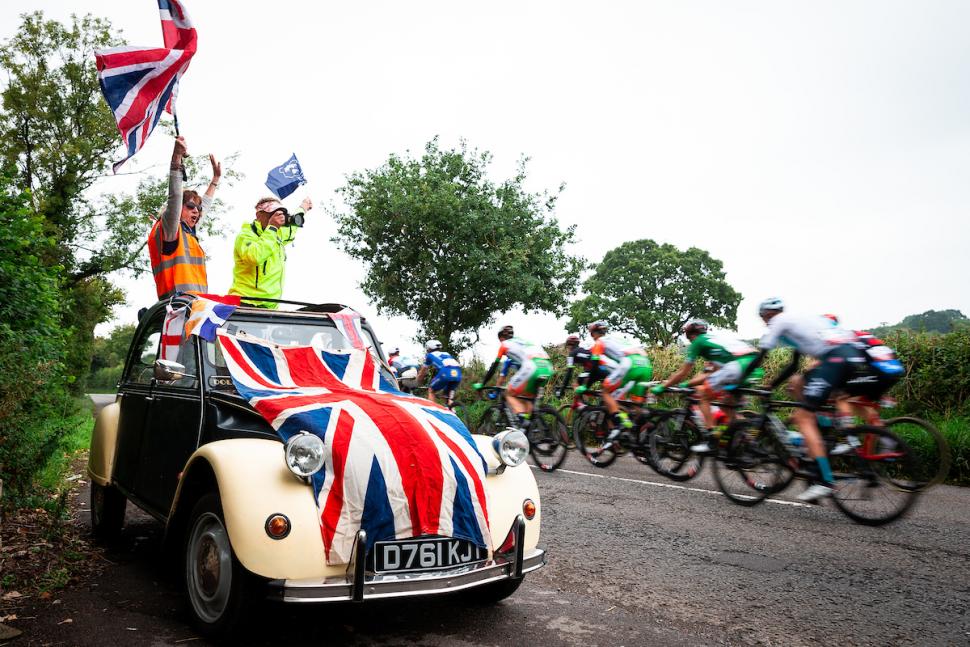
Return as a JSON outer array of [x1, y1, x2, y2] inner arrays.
[[203, 317, 390, 381]]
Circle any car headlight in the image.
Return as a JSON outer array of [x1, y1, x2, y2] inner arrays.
[[284, 432, 326, 478], [492, 429, 529, 467]]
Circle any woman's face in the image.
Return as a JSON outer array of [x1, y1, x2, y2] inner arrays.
[[181, 199, 202, 228]]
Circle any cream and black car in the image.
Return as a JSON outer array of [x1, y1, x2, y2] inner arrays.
[[88, 297, 545, 637]]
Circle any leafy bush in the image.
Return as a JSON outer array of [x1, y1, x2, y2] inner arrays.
[[0, 165, 75, 508], [883, 328, 970, 418]]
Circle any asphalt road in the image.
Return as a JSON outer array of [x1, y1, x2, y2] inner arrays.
[[8, 398, 969, 646]]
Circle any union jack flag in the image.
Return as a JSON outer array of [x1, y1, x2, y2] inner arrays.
[[95, 0, 197, 172], [218, 332, 492, 565], [327, 307, 367, 350]]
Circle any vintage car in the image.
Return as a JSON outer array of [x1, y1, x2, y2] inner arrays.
[[88, 297, 545, 637]]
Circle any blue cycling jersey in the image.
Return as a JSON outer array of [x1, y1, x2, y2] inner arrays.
[[424, 350, 460, 370]]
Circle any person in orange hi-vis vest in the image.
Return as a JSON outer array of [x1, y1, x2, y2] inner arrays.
[[147, 136, 221, 300]]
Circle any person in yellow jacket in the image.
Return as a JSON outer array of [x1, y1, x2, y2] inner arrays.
[[228, 196, 312, 308]]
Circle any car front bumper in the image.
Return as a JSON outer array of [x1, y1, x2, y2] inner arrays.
[[266, 516, 545, 603]]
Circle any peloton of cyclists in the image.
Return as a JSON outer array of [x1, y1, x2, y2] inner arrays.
[[739, 297, 901, 503], [575, 321, 653, 445], [651, 319, 764, 454], [473, 325, 554, 430], [417, 340, 463, 404]]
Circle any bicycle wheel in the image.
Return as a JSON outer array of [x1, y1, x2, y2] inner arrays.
[[830, 425, 920, 526], [633, 411, 662, 470], [476, 404, 506, 437], [527, 406, 569, 472], [557, 404, 577, 449], [713, 422, 795, 506], [648, 411, 704, 482], [883, 416, 950, 489], [572, 406, 618, 468]]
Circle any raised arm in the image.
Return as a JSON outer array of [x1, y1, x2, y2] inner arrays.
[[161, 136, 188, 242], [200, 153, 222, 211]]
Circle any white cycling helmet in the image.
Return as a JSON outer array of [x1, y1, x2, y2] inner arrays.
[[758, 297, 785, 314], [387, 346, 400, 356], [425, 339, 442, 352]]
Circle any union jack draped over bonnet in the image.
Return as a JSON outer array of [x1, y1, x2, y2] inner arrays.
[[218, 331, 492, 565], [95, 0, 197, 172]]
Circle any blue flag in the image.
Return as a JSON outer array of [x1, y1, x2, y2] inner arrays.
[[265, 153, 307, 200]]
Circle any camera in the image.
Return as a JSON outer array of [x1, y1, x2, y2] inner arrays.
[[285, 211, 305, 228]]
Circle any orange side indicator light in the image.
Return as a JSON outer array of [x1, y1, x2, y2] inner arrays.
[[522, 499, 537, 520], [265, 514, 291, 540]]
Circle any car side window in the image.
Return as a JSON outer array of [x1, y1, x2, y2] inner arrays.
[[158, 335, 199, 390], [126, 313, 165, 386]]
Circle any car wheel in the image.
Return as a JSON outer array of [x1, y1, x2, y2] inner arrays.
[[90, 481, 126, 542], [463, 577, 523, 605], [183, 493, 253, 639]]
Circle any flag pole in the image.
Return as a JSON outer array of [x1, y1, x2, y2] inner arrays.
[[173, 112, 188, 182]]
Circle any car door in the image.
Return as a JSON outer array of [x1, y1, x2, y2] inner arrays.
[[113, 310, 165, 495], [135, 334, 204, 515]]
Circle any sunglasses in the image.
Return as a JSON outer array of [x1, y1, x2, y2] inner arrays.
[[184, 201, 201, 212]]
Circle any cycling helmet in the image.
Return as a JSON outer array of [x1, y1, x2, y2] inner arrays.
[[587, 320, 609, 335], [822, 313, 840, 325], [758, 297, 785, 314], [387, 346, 400, 356], [681, 319, 709, 336], [565, 334, 581, 348], [425, 339, 442, 352], [497, 325, 514, 340]]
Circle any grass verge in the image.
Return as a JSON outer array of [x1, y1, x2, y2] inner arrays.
[[0, 398, 101, 611]]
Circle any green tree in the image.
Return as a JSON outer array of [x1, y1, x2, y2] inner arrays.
[[898, 309, 968, 334], [331, 138, 585, 352], [568, 239, 742, 346], [90, 323, 136, 372]]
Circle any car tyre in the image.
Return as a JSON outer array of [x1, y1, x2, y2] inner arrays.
[[463, 577, 523, 605], [90, 481, 126, 542], [183, 493, 254, 640]]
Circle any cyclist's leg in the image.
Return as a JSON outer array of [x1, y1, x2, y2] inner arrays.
[[702, 360, 745, 428], [601, 358, 629, 415], [795, 346, 859, 499], [506, 362, 536, 422], [428, 372, 446, 404]]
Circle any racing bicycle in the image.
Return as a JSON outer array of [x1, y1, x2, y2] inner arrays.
[[475, 386, 569, 472], [711, 388, 921, 526]]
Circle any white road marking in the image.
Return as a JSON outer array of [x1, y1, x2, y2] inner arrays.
[[549, 467, 812, 508]]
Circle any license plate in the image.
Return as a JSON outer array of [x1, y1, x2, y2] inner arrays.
[[373, 538, 487, 573]]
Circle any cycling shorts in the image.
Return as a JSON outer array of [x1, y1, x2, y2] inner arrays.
[[430, 366, 463, 393], [706, 355, 763, 390], [802, 344, 891, 410], [603, 354, 653, 394], [507, 357, 553, 398]]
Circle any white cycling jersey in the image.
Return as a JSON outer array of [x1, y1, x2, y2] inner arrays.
[[496, 337, 548, 366], [759, 312, 856, 358]]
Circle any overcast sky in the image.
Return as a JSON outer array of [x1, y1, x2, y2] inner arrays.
[[4, 1, 969, 360]]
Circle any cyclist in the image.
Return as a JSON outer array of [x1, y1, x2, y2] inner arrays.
[[651, 320, 764, 453], [577, 321, 653, 443], [389, 347, 423, 393], [814, 314, 904, 430], [740, 297, 872, 503], [473, 325, 553, 429], [555, 334, 609, 398], [417, 340, 463, 404]]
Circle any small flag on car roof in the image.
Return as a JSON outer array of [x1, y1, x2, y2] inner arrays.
[[185, 295, 240, 342]]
